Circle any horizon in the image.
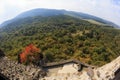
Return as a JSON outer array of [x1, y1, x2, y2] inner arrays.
[[0, 0, 120, 26]]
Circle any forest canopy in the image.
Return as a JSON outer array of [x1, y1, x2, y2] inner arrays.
[[0, 15, 120, 66]]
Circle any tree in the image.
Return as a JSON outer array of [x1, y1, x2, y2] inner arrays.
[[20, 44, 42, 65]]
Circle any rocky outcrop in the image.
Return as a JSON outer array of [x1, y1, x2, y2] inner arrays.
[[42, 56, 120, 80], [0, 57, 45, 80], [94, 56, 120, 80]]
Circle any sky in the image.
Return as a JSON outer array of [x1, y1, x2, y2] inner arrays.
[[0, 0, 120, 26]]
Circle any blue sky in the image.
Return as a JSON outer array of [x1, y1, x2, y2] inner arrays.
[[0, 0, 120, 26]]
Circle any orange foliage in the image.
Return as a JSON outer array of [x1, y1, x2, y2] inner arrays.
[[20, 44, 40, 63]]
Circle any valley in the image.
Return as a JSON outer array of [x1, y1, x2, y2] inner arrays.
[[0, 8, 120, 80]]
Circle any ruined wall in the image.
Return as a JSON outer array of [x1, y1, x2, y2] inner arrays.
[[42, 56, 120, 80]]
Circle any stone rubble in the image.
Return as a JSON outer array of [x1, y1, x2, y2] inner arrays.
[[0, 57, 44, 80]]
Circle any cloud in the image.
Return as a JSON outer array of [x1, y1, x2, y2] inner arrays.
[[0, 0, 120, 26]]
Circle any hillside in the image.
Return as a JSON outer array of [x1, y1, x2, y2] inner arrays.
[[0, 14, 120, 66], [0, 8, 119, 28]]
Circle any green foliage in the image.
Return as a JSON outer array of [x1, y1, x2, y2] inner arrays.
[[0, 15, 120, 66]]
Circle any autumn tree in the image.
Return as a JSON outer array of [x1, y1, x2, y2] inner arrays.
[[19, 44, 43, 65]]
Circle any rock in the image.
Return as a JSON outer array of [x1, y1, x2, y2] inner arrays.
[[0, 57, 43, 80], [0, 56, 120, 80], [87, 67, 94, 79], [40, 56, 120, 80]]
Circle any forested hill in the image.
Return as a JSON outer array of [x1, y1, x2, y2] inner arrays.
[[0, 15, 120, 66], [1, 8, 119, 28]]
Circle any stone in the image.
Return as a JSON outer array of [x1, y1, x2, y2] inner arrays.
[[0, 57, 44, 80], [0, 56, 120, 80]]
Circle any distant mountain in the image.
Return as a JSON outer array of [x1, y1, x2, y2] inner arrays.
[[0, 8, 119, 28]]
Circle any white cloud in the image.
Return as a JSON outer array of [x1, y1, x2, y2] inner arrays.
[[0, 0, 120, 26]]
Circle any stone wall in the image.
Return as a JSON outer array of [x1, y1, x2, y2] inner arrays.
[[41, 56, 120, 80]]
